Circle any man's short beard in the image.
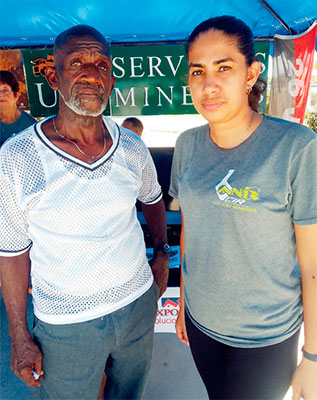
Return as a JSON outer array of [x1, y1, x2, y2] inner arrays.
[[59, 83, 108, 117]]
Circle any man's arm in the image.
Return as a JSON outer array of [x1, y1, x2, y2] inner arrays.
[[141, 198, 169, 297], [0, 251, 43, 386], [291, 223, 317, 400]]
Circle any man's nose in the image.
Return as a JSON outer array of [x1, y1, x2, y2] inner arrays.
[[80, 64, 102, 84]]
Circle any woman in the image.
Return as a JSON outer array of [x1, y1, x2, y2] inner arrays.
[[0, 70, 36, 146], [169, 16, 317, 399]]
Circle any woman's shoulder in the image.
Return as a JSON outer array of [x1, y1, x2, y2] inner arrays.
[[263, 115, 316, 144], [176, 123, 209, 147], [20, 110, 37, 121]]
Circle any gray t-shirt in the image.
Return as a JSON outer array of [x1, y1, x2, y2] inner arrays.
[[169, 115, 317, 347]]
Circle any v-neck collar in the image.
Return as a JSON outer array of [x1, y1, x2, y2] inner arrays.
[[34, 116, 120, 171]]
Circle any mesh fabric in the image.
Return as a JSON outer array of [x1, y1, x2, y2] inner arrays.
[[0, 117, 162, 324]]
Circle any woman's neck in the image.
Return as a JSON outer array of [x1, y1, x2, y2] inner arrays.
[[0, 106, 21, 124], [209, 110, 262, 149]]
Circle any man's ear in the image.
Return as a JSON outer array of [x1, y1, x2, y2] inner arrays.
[[45, 66, 59, 91], [109, 76, 115, 95]]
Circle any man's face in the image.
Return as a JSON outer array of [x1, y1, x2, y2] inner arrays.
[[0, 83, 18, 110], [53, 35, 114, 117]]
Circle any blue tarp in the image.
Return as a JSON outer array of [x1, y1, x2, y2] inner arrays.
[[0, 0, 316, 47]]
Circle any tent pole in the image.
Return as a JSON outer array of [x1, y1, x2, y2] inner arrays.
[[257, 0, 295, 35]]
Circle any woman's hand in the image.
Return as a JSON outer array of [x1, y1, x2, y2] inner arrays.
[[176, 305, 189, 346], [291, 358, 317, 399]]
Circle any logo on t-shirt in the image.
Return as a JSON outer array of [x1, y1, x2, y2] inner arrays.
[[213, 169, 260, 213]]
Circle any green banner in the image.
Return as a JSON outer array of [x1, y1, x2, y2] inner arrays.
[[22, 49, 58, 117], [110, 45, 193, 115], [22, 42, 269, 117], [255, 41, 270, 114]]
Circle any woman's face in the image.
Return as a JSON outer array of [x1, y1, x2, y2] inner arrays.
[[0, 83, 18, 110], [187, 29, 257, 125]]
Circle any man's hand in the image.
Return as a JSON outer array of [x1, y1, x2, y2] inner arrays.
[[11, 335, 43, 387], [291, 357, 317, 400], [1, 252, 43, 386], [141, 199, 169, 298], [150, 252, 169, 297]]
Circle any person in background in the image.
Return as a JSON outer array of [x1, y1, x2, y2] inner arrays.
[[0, 24, 169, 400], [122, 117, 144, 137], [169, 15, 317, 400], [0, 70, 36, 146]]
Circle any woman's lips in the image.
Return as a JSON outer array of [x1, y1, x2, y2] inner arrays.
[[202, 101, 222, 110]]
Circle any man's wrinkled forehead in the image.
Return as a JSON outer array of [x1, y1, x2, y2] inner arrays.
[[54, 25, 111, 60], [56, 36, 110, 58]]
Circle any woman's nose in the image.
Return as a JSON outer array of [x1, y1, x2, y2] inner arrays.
[[202, 74, 220, 95]]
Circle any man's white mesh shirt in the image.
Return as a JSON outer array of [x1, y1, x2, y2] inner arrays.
[[0, 116, 162, 324]]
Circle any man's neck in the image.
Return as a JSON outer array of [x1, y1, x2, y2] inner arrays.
[[55, 108, 106, 144]]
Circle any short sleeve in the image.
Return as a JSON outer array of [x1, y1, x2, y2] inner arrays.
[[0, 154, 32, 256], [137, 145, 162, 205], [289, 135, 317, 225], [169, 135, 184, 199]]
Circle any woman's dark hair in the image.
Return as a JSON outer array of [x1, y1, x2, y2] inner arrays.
[[186, 15, 266, 112], [0, 70, 19, 95]]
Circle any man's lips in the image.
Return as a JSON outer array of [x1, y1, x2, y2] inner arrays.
[[73, 83, 104, 98], [77, 88, 101, 98]]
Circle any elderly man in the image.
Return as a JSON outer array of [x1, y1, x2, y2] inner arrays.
[[0, 25, 169, 399]]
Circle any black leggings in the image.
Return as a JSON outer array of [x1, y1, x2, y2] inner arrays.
[[185, 311, 300, 400]]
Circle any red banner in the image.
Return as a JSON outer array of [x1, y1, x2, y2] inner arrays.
[[269, 22, 317, 124]]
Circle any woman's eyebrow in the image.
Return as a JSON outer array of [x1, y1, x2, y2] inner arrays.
[[213, 57, 235, 65], [188, 62, 204, 68], [189, 57, 235, 69]]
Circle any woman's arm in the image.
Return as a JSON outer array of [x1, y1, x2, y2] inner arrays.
[[175, 211, 189, 345], [291, 223, 317, 400]]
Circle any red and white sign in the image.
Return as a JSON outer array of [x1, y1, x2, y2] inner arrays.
[[155, 287, 180, 333], [268, 21, 317, 124]]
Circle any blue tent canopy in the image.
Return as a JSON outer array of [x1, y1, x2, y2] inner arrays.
[[0, 0, 316, 47]]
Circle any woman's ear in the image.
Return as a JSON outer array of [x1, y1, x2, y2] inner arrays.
[[14, 91, 20, 102], [247, 61, 261, 89], [45, 66, 59, 91]]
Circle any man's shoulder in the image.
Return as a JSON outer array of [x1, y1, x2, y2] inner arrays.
[[1, 123, 36, 154], [119, 124, 149, 154]]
